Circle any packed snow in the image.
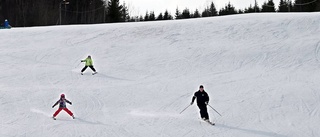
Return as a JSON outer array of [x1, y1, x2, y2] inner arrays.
[[0, 13, 320, 137]]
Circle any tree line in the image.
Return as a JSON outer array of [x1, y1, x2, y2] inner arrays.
[[173, 0, 319, 19], [0, 0, 319, 27], [0, 0, 128, 27]]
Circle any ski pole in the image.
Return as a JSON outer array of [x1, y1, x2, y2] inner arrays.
[[75, 62, 82, 68], [179, 104, 191, 114], [208, 104, 222, 116]]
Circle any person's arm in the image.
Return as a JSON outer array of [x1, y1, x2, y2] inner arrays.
[[65, 99, 72, 105], [205, 92, 209, 105], [191, 92, 197, 105], [52, 100, 59, 108]]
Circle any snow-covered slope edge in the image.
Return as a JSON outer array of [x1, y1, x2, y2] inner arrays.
[[0, 13, 320, 137]]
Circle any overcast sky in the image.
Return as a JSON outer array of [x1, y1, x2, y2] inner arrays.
[[125, 0, 281, 16]]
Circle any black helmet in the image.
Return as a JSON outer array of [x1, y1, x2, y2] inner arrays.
[[199, 85, 204, 88]]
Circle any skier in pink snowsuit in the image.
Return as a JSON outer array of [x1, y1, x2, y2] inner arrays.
[[52, 94, 74, 120]]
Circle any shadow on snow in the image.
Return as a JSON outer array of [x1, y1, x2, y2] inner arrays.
[[216, 124, 287, 137]]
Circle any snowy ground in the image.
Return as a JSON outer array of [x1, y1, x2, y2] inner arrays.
[[0, 13, 320, 137]]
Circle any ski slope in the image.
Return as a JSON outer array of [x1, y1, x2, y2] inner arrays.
[[1, 13, 320, 137]]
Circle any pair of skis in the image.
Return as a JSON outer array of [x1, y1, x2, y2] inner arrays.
[[52, 116, 75, 120], [180, 104, 220, 126], [204, 119, 215, 125], [81, 72, 97, 75]]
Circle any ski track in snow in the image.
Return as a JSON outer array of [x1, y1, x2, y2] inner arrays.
[[0, 13, 320, 137]]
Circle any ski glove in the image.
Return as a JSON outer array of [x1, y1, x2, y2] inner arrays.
[[52, 106, 54, 108], [70, 102, 72, 105], [205, 102, 208, 105], [190, 102, 194, 105]]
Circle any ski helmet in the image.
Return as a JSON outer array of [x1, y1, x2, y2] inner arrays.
[[60, 94, 65, 98], [199, 85, 204, 88]]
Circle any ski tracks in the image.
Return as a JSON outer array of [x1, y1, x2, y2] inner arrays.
[[315, 41, 320, 65], [309, 87, 320, 117]]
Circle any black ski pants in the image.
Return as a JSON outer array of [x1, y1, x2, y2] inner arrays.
[[81, 66, 96, 72], [197, 104, 209, 120]]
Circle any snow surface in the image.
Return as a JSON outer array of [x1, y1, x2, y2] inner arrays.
[[1, 13, 320, 137]]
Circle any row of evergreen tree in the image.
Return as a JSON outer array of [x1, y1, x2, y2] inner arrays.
[[173, 0, 319, 20], [0, 0, 319, 27], [0, 0, 128, 26]]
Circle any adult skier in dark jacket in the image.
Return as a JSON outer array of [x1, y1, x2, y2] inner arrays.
[[191, 85, 210, 121], [52, 94, 74, 120]]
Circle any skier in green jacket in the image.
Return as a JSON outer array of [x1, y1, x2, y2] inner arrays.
[[81, 55, 97, 75]]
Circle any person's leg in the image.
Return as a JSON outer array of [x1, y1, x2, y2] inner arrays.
[[203, 106, 209, 120], [198, 105, 205, 119], [89, 66, 96, 72], [198, 105, 209, 120], [81, 66, 88, 72], [53, 108, 63, 117], [63, 108, 74, 116]]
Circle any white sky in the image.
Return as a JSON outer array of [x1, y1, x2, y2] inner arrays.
[[125, 0, 281, 16]]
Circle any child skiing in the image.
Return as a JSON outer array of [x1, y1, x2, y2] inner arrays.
[[81, 55, 97, 75], [52, 94, 74, 120]]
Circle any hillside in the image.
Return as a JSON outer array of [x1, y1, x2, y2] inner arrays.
[[0, 13, 320, 137]]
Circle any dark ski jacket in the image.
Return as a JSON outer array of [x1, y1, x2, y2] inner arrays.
[[192, 90, 209, 105], [52, 98, 72, 108], [4, 20, 9, 28]]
